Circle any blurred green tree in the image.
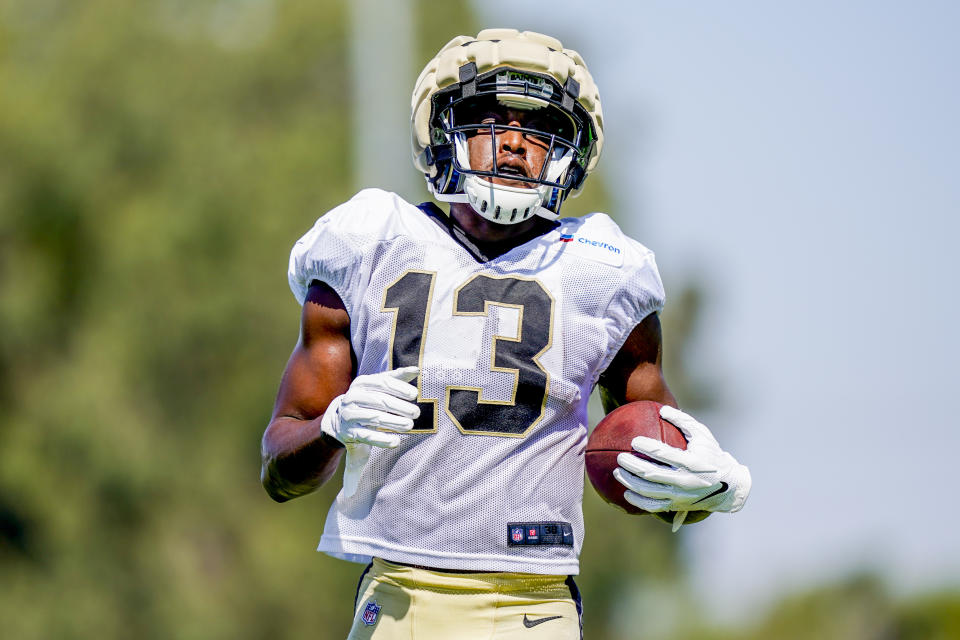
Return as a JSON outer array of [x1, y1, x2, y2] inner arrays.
[[676, 574, 960, 640], [2, 1, 363, 637]]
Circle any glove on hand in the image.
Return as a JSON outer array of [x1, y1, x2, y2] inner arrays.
[[613, 405, 751, 532], [320, 366, 420, 497]]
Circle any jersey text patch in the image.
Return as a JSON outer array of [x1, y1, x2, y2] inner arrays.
[[507, 522, 574, 547]]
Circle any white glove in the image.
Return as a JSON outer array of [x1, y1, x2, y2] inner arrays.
[[321, 366, 420, 497], [613, 405, 751, 532]]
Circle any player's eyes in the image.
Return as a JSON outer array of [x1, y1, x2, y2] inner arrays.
[[453, 98, 575, 141], [527, 113, 573, 139]]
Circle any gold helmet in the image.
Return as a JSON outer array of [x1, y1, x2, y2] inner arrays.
[[411, 29, 604, 223]]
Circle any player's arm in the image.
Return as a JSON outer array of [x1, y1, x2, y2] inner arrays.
[[261, 281, 422, 503], [260, 282, 355, 502], [599, 312, 751, 528], [597, 312, 677, 411]]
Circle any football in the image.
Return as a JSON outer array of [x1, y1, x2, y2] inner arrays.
[[585, 400, 709, 524]]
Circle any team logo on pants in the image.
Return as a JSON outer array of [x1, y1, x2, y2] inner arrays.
[[362, 601, 381, 626]]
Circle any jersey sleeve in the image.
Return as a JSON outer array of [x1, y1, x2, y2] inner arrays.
[[597, 239, 666, 375], [287, 189, 395, 311]]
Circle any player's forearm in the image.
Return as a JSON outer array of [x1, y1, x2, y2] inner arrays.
[[260, 416, 344, 502], [597, 380, 677, 415]]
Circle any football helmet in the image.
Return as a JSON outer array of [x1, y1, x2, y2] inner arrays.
[[411, 29, 604, 224]]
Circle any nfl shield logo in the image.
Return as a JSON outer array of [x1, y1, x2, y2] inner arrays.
[[511, 527, 524, 543], [362, 601, 381, 626]]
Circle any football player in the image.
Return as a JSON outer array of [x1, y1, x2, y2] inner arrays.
[[261, 29, 751, 639]]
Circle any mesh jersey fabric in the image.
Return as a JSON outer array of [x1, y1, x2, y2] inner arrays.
[[288, 188, 665, 574]]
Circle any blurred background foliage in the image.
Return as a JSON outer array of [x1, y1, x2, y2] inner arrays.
[[0, 1, 956, 638]]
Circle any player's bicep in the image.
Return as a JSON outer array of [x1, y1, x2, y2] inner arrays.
[[597, 312, 676, 412], [272, 281, 356, 421]]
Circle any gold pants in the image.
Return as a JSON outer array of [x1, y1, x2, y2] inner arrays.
[[347, 558, 582, 639]]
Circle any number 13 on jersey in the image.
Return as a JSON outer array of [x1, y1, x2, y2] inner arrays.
[[381, 270, 555, 437]]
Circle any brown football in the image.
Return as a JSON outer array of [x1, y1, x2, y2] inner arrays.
[[585, 400, 709, 524]]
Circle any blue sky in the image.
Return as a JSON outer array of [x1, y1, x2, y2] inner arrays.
[[470, 0, 960, 620]]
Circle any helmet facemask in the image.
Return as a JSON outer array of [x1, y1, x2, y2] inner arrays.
[[426, 65, 595, 224]]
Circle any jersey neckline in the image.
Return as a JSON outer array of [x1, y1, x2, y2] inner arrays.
[[416, 202, 561, 264]]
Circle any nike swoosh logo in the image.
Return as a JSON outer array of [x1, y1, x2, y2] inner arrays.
[[692, 481, 729, 505], [523, 614, 562, 628]]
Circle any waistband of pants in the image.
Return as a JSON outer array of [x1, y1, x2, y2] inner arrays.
[[372, 557, 571, 594]]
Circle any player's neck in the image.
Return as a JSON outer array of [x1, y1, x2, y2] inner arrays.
[[448, 203, 551, 245]]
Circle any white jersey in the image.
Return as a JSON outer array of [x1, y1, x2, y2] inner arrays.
[[288, 189, 665, 575]]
